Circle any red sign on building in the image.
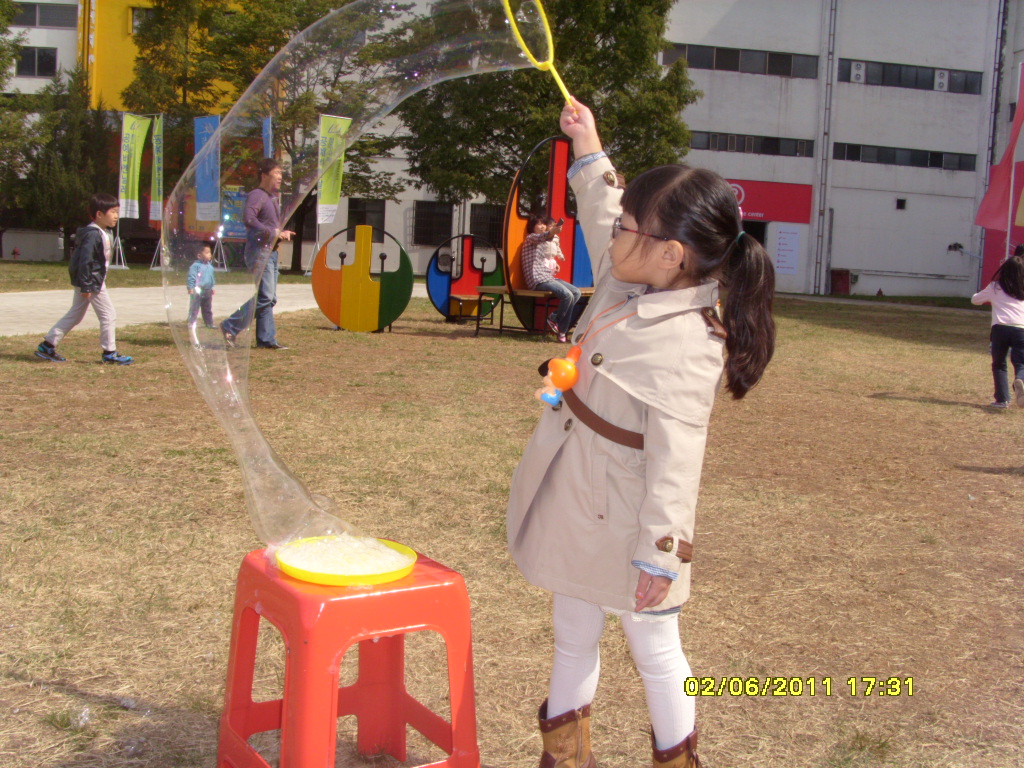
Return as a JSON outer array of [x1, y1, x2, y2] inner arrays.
[[727, 179, 814, 225]]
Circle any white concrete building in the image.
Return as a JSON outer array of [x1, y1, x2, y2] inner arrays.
[[4, 1, 79, 95], [665, 0, 1001, 296]]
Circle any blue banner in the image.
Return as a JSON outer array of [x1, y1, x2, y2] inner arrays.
[[262, 117, 273, 159], [221, 189, 248, 239], [194, 115, 220, 222]]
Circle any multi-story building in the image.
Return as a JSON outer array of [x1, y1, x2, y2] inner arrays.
[[6, 1, 80, 95], [669, 0, 1003, 296]]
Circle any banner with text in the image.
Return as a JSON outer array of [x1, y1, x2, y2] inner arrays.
[[262, 117, 273, 159], [118, 113, 152, 219], [149, 115, 164, 223], [316, 115, 352, 224], [194, 115, 221, 222]]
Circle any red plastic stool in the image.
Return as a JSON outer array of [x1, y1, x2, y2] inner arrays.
[[216, 549, 480, 768]]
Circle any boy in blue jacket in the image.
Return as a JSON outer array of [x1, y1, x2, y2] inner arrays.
[[35, 193, 133, 365], [187, 241, 216, 328]]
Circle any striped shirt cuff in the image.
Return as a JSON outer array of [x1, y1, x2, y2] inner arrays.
[[567, 151, 608, 180], [632, 560, 679, 581]]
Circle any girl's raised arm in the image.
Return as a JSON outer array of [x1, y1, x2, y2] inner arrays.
[[560, 97, 602, 158]]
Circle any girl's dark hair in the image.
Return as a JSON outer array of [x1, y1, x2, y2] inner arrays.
[[994, 253, 1024, 300], [621, 164, 776, 399]]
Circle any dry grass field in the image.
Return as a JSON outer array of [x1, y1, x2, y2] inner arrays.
[[0, 296, 1021, 767]]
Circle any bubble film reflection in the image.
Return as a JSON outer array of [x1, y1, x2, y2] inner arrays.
[[161, 0, 550, 547]]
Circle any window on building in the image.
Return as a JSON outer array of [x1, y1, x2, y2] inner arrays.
[[469, 203, 503, 247], [131, 7, 154, 33], [714, 47, 740, 71], [673, 43, 816, 79], [685, 44, 714, 69], [346, 198, 385, 243], [866, 61, 884, 85], [739, 49, 766, 75], [16, 47, 57, 77], [767, 52, 792, 77], [11, 3, 77, 27], [413, 200, 453, 246], [833, 142, 976, 171], [662, 43, 687, 66], [838, 58, 982, 94], [791, 54, 818, 78], [691, 131, 813, 158]]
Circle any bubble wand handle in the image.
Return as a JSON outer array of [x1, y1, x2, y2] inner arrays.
[[548, 64, 574, 109]]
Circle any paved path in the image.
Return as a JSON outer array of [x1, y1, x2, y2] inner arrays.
[[0, 282, 428, 338]]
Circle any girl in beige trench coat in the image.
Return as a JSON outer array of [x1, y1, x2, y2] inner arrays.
[[507, 98, 777, 768]]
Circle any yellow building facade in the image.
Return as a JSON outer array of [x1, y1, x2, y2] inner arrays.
[[77, 0, 151, 110]]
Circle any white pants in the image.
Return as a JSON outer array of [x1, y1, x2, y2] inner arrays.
[[548, 593, 695, 750], [45, 286, 117, 352]]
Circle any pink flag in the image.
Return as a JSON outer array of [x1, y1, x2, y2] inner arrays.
[[976, 65, 1024, 231]]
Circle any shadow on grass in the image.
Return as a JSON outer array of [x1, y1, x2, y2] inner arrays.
[[5, 671, 216, 767], [868, 392, 999, 412], [956, 465, 1024, 476]]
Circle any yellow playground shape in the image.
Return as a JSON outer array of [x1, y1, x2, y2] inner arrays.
[[311, 224, 415, 332]]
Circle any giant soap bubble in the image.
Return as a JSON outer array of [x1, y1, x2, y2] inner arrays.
[[161, 0, 553, 550]]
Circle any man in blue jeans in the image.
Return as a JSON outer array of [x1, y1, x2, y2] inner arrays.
[[221, 158, 294, 350]]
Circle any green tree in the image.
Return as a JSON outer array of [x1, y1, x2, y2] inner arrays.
[[22, 66, 117, 258], [0, 0, 34, 240], [210, 0, 405, 270], [395, 0, 700, 204], [211, 0, 403, 200], [122, 0, 226, 117], [121, 0, 228, 199]]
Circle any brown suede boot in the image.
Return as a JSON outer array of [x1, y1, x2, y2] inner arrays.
[[537, 699, 597, 768], [652, 729, 701, 768]]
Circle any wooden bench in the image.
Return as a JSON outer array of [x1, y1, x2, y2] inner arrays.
[[473, 285, 595, 337]]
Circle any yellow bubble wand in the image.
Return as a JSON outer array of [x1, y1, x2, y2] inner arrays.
[[502, 0, 575, 110]]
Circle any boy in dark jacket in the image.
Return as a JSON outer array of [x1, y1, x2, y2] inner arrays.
[[35, 193, 133, 365]]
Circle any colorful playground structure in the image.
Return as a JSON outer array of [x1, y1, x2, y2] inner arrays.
[[317, 137, 594, 336]]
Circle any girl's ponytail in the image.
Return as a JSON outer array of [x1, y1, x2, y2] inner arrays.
[[622, 164, 777, 398], [721, 233, 776, 399]]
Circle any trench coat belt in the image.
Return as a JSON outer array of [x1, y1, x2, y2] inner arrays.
[[561, 388, 645, 450]]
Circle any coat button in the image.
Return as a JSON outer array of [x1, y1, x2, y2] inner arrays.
[[563, 419, 573, 431], [591, 353, 604, 366]]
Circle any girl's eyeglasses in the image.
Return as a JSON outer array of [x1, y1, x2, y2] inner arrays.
[[611, 216, 670, 242]]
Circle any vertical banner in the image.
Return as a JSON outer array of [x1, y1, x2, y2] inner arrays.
[[316, 115, 352, 224], [118, 113, 152, 219], [194, 115, 221, 222], [262, 117, 273, 159], [149, 115, 164, 223]]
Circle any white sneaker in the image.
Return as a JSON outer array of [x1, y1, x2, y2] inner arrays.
[[1014, 378, 1024, 408]]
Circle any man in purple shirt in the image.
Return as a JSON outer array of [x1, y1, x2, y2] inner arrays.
[[221, 158, 295, 349]]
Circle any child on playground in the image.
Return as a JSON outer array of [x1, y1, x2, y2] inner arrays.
[[506, 97, 776, 768], [187, 241, 217, 329], [971, 246, 1024, 408], [35, 193, 133, 365], [522, 212, 580, 342]]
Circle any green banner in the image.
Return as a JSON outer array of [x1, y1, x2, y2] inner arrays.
[[316, 114, 352, 224], [118, 113, 152, 219], [149, 115, 164, 223]]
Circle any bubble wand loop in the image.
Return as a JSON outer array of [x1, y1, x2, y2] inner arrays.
[[502, 0, 576, 112]]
